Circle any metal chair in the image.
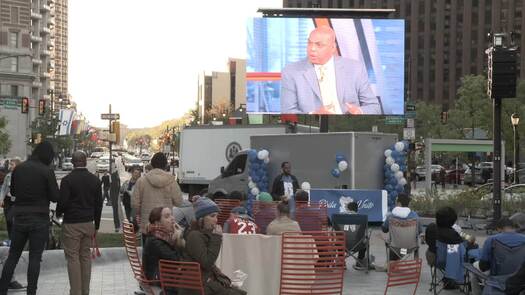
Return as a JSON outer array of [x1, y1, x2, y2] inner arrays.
[[331, 213, 371, 273], [279, 231, 346, 294], [385, 218, 419, 264], [429, 241, 469, 294], [464, 239, 525, 294], [295, 201, 328, 231], [158, 260, 204, 295], [384, 259, 422, 295], [252, 200, 278, 234], [122, 220, 159, 295], [215, 199, 241, 226]]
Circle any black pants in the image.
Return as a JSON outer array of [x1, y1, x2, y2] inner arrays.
[[3, 202, 13, 239], [103, 188, 110, 205], [0, 214, 48, 295], [111, 191, 120, 230], [122, 194, 131, 221]]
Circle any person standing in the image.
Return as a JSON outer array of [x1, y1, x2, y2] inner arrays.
[[110, 163, 121, 232], [0, 158, 24, 290], [271, 161, 299, 201], [57, 151, 103, 295], [132, 152, 182, 244], [120, 167, 141, 221], [101, 172, 110, 206], [0, 142, 59, 295]]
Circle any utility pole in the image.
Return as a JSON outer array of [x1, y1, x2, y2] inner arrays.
[[108, 104, 113, 175]]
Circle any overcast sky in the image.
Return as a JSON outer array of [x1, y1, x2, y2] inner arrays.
[[69, 0, 282, 128]]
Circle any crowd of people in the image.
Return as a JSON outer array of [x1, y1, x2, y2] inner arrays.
[[0, 142, 524, 295]]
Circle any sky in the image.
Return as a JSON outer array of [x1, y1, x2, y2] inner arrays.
[[69, 0, 282, 128]]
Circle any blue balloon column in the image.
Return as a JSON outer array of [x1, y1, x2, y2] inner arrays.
[[383, 141, 410, 210], [246, 149, 270, 215]]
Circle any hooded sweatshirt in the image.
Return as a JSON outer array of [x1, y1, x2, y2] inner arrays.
[[382, 206, 421, 234], [131, 168, 183, 233]]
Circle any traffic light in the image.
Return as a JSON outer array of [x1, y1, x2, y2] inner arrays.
[[38, 99, 46, 115], [440, 111, 448, 124], [21, 97, 29, 114], [112, 121, 120, 143]]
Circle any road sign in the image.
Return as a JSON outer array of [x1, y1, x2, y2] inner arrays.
[[385, 116, 405, 125], [406, 103, 416, 112], [405, 111, 416, 119], [101, 113, 120, 120], [407, 118, 415, 128], [403, 127, 416, 140]]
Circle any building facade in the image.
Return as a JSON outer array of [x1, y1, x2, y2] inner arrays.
[[51, 0, 66, 99], [283, 0, 525, 109], [0, 0, 54, 158]]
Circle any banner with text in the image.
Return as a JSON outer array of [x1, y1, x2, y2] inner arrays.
[[310, 189, 388, 222]]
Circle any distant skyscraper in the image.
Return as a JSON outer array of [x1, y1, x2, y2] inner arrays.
[[52, 0, 68, 101]]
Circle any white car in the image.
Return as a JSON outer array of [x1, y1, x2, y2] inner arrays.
[[61, 157, 74, 171], [96, 156, 110, 173], [90, 152, 103, 159]]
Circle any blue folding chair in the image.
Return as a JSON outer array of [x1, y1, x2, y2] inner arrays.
[[331, 213, 371, 273], [464, 239, 525, 294], [429, 241, 469, 294]]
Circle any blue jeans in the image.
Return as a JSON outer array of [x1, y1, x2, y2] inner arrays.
[[0, 214, 48, 295]]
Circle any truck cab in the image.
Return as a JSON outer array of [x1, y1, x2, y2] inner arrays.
[[208, 151, 249, 197]]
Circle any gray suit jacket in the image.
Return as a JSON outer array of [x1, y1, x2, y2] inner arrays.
[[280, 56, 381, 114]]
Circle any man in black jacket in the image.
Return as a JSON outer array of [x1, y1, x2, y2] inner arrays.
[[0, 141, 59, 295], [101, 171, 110, 206], [271, 162, 299, 201], [57, 151, 103, 295]]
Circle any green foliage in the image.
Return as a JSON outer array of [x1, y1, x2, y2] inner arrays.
[[0, 117, 11, 155]]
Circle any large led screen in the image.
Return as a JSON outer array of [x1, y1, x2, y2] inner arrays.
[[246, 17, 405, 115]]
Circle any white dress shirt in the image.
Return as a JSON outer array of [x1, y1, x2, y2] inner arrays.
[[314, 57, 343, 114]]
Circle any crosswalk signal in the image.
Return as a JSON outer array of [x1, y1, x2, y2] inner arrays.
[[38, 99, 46, 115], [21, 97, 29, 114]]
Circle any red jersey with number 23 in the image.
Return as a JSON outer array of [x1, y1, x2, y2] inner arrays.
[[225, 217, 259, 234]]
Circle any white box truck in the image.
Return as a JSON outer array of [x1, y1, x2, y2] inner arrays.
[[208, 132, 397, 197], [178, 125, 288, 195]]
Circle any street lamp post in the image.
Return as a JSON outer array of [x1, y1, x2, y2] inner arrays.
[[512, 113, 520, 184]]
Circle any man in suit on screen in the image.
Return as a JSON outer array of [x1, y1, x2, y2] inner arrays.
[[280, 26, 381, 114]]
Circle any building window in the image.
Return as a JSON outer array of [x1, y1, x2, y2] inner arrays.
[[10, 57, 18, 72], [10, 85, 18, 97], [11, 7, 19, 24], [9, 32, 18, 48]]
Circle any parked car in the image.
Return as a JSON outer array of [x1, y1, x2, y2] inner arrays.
[[140, 153, 151, 163], [90, 152, 103, 159], [415, 166, 426, 181], [96, 156, 110, 173], [415, 164, 445, 181], [123, 156, 144, 172], [463, 167, 485, 185], [445, 168, 465, 184], [61, 157, 73, 171]]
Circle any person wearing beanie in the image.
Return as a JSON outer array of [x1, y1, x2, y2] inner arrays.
[[257, 192, 273, 203], [0, 142, 59, 294], [223, 206, 259, 234], [172, 199, 195, 230], [132, 152, 182, 244], [266, 202, 301, 236], [180, 197, 246, 295]]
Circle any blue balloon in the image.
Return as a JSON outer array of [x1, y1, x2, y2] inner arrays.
[[396, 184, 404, 193], [391, 150, 400, 158], [331, 168, 341, 178], [252, 175, 260, 183], [385, 184, 394, 191], [399, 165, 407, 172], [248, 150, 257, 161], [336, 154, 346, 163]]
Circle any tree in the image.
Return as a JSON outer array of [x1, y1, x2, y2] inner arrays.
[[0, 116, 11, 155]]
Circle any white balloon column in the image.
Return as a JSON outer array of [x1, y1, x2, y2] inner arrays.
[[383, 141, 409, 209]]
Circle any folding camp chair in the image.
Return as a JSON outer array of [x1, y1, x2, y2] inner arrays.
[[385, 219, 419, 264], [331, 213, 371, 273], [429, 241, 469, 294], [464, 239, 525, 294]]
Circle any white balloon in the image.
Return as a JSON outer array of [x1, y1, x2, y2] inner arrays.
[[338, 160, 348, 171], [386, 157, 395, 166], [263, 157, 270, 164], [257, 149, 269, 160], [248, 181, 256, 189], [248, 176, 252, 182], [395, 171, 404, 180], [301, 182, 311, 190], [250, 187, 260, 196], [395, 142, 405, 152], [398, 178, 407, 186], [384, 149, 392, 158], [390, 163, 400, 172]]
